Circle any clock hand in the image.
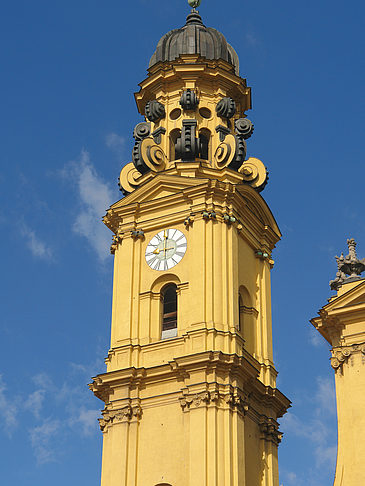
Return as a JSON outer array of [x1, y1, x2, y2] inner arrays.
[[153, 245, 174, 256]]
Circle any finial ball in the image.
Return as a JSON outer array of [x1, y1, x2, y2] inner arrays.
[[188, 0, 201, 8]]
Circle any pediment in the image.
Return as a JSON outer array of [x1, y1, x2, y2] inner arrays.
[[110, 173, 210, 209], [325, 279, 365, 313], [236, 184, 281, 238]]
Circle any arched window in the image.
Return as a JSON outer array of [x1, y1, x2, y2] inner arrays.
[[161, 284, 178, 339], [238, 286, 256, 355], [170, 129, 181, 161], [238, 294, 244, 332], [199, 129, 211, 160]]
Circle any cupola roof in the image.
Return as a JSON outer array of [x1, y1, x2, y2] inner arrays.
[[149, 11, 239, 75]]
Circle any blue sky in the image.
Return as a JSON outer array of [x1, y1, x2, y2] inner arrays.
[[1, 0, 364, 484]]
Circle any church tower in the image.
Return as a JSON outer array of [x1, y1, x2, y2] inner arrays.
[[311, 239, 365, 485], [89, 3, 290, 485]]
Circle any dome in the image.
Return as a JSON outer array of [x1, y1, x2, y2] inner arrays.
[[149, 11, 239, 75]]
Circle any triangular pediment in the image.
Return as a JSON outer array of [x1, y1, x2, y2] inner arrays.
[[325, 279, 365, 313], [111, 173, 210, 209]]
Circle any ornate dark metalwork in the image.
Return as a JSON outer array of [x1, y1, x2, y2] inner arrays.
[[188, 0, 201, 7], [132, 122, 152, 174], [152, 127, 166, 145], [145, 100, 166, 122], [175, 120, 200, 160], [180, 89, 199, 110], [133, 122, 151, 141], [215, 125, 230, 142], [235, 118, 254, 140], [216, 97, 236, 119], [330, 239, 365, 290]]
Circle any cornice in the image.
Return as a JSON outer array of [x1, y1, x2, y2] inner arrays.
[[135, 56, 251, 115], [90, 350, 290, 423], [104, 173, 280, 253]]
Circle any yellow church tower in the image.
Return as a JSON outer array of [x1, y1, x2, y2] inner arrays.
[[89, 2, 290, 485], [311, 239, 365, 486]]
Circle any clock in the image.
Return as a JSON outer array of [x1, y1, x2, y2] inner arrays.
[[145, 229, 187, 271]]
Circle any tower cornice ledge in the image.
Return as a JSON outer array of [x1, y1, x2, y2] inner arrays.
[[104, 173, 280, 251]]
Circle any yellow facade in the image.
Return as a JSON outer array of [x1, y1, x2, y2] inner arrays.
[[90, 9, 290, 486], [312, 279, 365, 485]]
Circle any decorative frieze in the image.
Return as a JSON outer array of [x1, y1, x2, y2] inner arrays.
[[180, 391, 215, 409], [110, 234, 123, 254], [259, 416, 282, 445], [225, 393, 249, 415], [180, 390, 249, 415], [331, 343, 365, 370], [99, 404, 143, 432]]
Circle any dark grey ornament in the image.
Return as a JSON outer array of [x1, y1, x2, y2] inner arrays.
[[152, 127, 166, 145], [216, 97, 236, 119], [330, 239, 365, 290], [175, 120, 200, 161], [229, 136, 247, 170], [133, 122, 151, 141], [145, 100, 166, 122], [215, 125, 231, 142], [132, 122, 151, 174], [188, 0, 201, 7], [235, 118, 254, 140], [180, 89, 199, 111]]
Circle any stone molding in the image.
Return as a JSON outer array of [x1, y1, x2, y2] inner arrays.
[[259, 416, 282, 445], [98, 404, 143, 432], [330, 342, 365, 370], [179, 390, 249, 415]]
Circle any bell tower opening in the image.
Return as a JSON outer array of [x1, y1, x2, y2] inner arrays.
[[161, 284, 178, 339]]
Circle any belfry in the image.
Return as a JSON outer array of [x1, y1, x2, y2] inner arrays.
[[89, 2, 290, 485]]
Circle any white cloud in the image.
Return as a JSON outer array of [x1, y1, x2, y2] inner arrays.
[[105, 132, 125, 156], [69, 408, 100, 436], [245, 32, 259, 46], [29, 418, 60, 465], [61, 150, 113, 262], [0, 375, 17, 435], [309, 327, 325, 347], [19, 223, 53, 260], [24, 389, 46, 418], [315, 376, 336, 416], [280, 375, 337, 480]]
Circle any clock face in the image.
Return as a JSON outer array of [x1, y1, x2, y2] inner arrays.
[[145, 229, 187, 271]]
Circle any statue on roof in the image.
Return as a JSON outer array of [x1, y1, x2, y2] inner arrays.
[[330, 238, 365, 290]]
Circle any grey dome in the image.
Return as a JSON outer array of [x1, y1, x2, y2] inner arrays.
[[149, 11, 239, 75]]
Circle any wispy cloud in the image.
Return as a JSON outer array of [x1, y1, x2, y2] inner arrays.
[[29, 418, 61, 465], [61, 150, 113, 262], [26, 361, 102, 464], [245, 32, 259, 47], [68, 408, 100, 437], [19, 223, 53, 260], [280, 375, 337, 480], [309, 327, 326, 347], [24, 389, 46, 419], [105, 132, 125, 157], [0, 375, 18, 435], [315, 376, 336, 416], [0, 358, 104, 465]]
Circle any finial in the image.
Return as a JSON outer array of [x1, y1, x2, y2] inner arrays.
[[330, 238, 365, 291], [188, 0, 202, 8]]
